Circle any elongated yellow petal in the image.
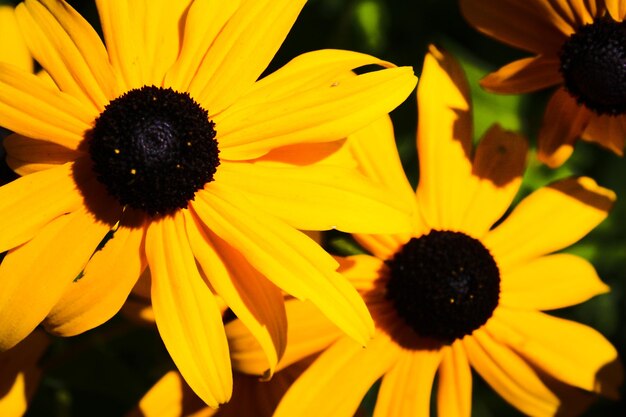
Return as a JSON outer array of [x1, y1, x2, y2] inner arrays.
[[0, 163, 83, 252], [192, 184, 374, 345], [4, 134, 82, 175], [0, 63, 93, 148], [185, 210, 287, 377], [146, 213, 232, 407], [353, 233, 407, 261], [0, 207, 111, 351], [228, 299, 342, 376], [19, 0, 118, 110], [215, 161, 413, 233], [416, 45, 474, 231], [374, 349, 443, 417], [0, 5, 32, 71], [44, 219, 146, 336], [188, 0, 307, 113], [480, 55, 562, 94], [499, 254, 609, 310], [464, 329, 559, 416], [606, 0, 626, 20], [488, 309, 623, 398], [484, 177, 615, 270], [216, 66, 417, 160], [437, 342, 472, 417], [273, 335, 398, 417], [336, 255, 386, 293]]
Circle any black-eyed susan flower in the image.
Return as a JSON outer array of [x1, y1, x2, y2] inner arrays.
[[229, 46, 623, 416], [461, 0, 626, 167], [0, 0, 418, 407]]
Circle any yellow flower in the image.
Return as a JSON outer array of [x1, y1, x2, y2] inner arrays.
[[461, 0, 626, 167], [229, 46, 623, 416], [0, 0, 418, 407]]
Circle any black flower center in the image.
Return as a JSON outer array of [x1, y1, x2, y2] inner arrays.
[[90, 86, 220, 216], [560, 15, 626, 115], [385, 230, 500, 344]]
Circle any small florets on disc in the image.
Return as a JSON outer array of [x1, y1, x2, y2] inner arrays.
[[560, 15, 626, 115], [385, 230, 500, 344], [90, 86, 220, 216]]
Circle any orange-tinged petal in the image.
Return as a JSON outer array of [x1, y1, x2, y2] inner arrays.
[[146, 213, 232, 407], [437, 342, 472, 417], [0, 5, 32, 71], [0, 330, 50, 417], [216, 66, 417, 160], [0, 63, 93, 148], [353, 233, 407, 260], [44, 218, 146, 336], [273, 335, 398, 417], [184, 210, 286, 377], [193, 184, 374, 345], [480, 56, 562, 94], [0, 207, 111, 351], [499, 253, 609, 310], [464, 329, 560, 416], [0, 163, 83, 252], [228, 299, 342, 376], [416, 45, 473, 231], [537, 88, 592, 167], [484, 177, 615, 270], [19, 0, 118, 110], [374, 348, 443, 417], [459, 0, 572, 54], [488, 309, 623, 398], [581, 113, 626, 156], [215, 161, 413, 234], [3, 134, 82, 175], [606, 0, 626, 20], [188, 0, 307, 113], [461, 125, 527, 238], [336, 255, 386, 293]]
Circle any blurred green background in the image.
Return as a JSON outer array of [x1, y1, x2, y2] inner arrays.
[[1, 0, 624, 415]]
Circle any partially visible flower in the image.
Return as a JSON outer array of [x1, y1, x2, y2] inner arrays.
[[0, 0, 417, 407], [0, 330, 50, 417], [461, 0, 626, 167], [230, 46, 623, 416]]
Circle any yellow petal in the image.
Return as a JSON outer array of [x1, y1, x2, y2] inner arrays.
[[146, 213, 232, 407], [273, 335, 398, 417], [484, 177, 615, 270], [0, 5, 32, 71], [416, 45, 473, 231], [437, 342, 472, 417], [581, 113, 626, 156], [185, 210, 287, 377], [606, 0, 626, 20], [0, 330, 50, 417], [44, 218, 146, 336], [464, 329, 560, 416], [336, 255, 386, 293], [0, 207, 111, 351], [4, 134, 82, 175], [459, 0, 571, 54], [0, 63, 93, 148], [193, 184, 374, 345], [353, 233, 407, 261], [216, 65, 417, 160], [214, 161, 413, 234], [188, 0, 307, 113], [461, 125, 527, 238], [537, 88, 592, 168], [480, 56, 562, 93], [18, 0, 118, 110], [488, 309, 623, 398], [228, 299, 342, 376], [500, 253, 609, 310], [0, 163, 83, 252], [374, 348, 443, 417]]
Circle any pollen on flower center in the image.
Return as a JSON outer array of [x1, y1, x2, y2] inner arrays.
[[385, 231, 500, 344], [90, 86, 220, 216], [560, 15, 626, 115]]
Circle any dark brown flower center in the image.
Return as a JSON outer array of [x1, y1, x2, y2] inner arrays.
[[385, 230, 500, 344], [90, 86, 220, 216]]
